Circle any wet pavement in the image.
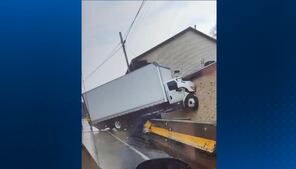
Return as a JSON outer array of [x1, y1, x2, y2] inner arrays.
[[82, 119, 171, 169]]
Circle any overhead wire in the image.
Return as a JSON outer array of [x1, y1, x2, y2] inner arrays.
[[81, 4, 147, 163], [124, 0, 145, 41], [84, 0, 145, 81], [85, 42, 122, 80]]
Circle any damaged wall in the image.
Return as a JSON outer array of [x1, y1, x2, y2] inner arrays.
[[162, 63, 216, 123]]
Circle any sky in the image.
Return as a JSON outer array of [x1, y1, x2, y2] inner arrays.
[[82, 1, 216, 92]]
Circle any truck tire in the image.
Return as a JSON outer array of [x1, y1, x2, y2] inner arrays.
[[114, 119, 129, 131], [183, 93, 199, 111], [114, 120, 122, 130]]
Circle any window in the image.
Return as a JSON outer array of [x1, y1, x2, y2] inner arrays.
[[167, 81, 178, 91]]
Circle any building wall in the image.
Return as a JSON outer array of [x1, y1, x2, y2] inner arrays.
[[136, 30, 216, 77]]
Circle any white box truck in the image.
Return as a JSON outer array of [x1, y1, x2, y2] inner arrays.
[[82, 63, 198, 130]]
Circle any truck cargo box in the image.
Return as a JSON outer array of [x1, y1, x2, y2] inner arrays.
[[83, 64, 172, 124]]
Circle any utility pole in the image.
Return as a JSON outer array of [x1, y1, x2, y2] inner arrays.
[[119, 32, 131, 73]]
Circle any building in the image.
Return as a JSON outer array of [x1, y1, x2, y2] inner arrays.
[[130, 27, 217, 122], [130, 27, 216, 78]]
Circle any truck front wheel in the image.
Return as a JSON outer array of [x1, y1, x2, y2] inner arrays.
[[183, 93, 199, 111]]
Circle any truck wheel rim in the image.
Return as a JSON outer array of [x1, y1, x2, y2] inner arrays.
[[115, 121, 121, 129], [188, 98, 196, 108]]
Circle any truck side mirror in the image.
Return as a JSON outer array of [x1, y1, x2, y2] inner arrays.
[[174, 70, 181, 77], [174, 70, 180, 74]]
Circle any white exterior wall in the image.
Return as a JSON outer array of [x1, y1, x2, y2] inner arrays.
[[136, 30, 216, 77]]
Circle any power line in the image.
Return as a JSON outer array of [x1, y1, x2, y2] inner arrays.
[[84, 0, 145, 80], [124, 0, 145, 41], [85, 42, 122, 80]]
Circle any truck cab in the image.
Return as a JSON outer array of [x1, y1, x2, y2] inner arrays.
[[165, 77, 198, 110]]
